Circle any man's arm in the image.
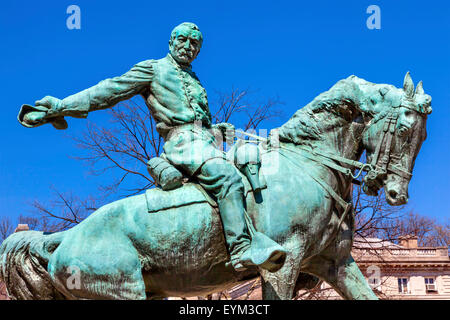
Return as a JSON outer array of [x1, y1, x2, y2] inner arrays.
[[20, 60, 154, 128]]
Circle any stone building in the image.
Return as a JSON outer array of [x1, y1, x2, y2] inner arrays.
[[347, 235, 450, 300]]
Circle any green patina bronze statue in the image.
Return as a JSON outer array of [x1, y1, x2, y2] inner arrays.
[[0, 22, 431, 300], [17, 22, 287, 274]]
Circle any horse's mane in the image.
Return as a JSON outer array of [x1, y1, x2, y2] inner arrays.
[[276, 75, 400, 145]]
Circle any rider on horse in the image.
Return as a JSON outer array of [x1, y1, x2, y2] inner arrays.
[[18, 22, 287, 272]]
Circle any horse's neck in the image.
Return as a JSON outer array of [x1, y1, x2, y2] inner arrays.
[[277, 75, 390, 164], [313, 121, 365, 162]]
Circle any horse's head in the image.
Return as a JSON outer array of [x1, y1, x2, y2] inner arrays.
[[362, 72, 432, 205]]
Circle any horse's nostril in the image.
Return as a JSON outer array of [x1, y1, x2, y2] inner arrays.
[[389, 190, 398, 199]]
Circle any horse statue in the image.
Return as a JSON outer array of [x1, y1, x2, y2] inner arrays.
[[0, 72, 431, 300]]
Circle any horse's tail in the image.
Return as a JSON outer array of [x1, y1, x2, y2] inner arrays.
[[0, 230, 65, 300]]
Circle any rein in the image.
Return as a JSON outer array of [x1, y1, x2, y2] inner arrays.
[[234, 110, 413, 230], [235, 129, 372, 182], [235, 130, 353, 229]]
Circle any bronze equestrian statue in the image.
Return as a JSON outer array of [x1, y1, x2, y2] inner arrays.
[[0, 22, 431, 300]]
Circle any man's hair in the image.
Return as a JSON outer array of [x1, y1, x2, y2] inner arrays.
[[170, 22, 203, 45]]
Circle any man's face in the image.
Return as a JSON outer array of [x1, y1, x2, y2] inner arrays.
[[169, 27, 202, 65]]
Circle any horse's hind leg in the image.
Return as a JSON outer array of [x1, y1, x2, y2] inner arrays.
[[48, 202, 147, 300], [49, 235, 146, 300]]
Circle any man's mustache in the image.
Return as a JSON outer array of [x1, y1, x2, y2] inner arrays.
[[178, 51, 194, 58]]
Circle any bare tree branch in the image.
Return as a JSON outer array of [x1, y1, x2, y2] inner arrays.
[[29, 186, 98, 232], [0, 217, 13, 242]]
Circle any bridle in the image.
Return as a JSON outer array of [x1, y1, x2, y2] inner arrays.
[[362, 107, 413, 195]]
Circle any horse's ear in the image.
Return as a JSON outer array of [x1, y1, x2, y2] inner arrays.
[[403, 72, 415, 99], [415, 80, 424, 96]]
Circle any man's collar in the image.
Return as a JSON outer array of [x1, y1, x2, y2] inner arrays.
[[167, 53, 192, 71]]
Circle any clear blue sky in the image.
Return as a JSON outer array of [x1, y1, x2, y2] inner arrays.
[[0, 1, 449, 224]]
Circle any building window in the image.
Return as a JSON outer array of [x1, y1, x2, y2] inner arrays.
[[398, 278, 409, 294], [425, 278, 437, 293]]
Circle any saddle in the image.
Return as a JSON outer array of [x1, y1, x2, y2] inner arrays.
[[145, 140, 267, 213]]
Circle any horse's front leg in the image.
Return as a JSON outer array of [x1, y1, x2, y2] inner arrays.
[[260, 239, 304, 300], [332, 255, 378, 300], [306, 254, 378, 300]]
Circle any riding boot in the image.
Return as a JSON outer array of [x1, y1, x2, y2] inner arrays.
[[218, 192, 287, 272]]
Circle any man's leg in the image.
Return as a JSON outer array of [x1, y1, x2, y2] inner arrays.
[[196, 158, 250, 264], [196, 157, 286, 271]]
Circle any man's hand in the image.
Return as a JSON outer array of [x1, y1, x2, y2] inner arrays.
[[35, 96, 63, 116], [23, 96, 62, 125], [19, 96, 68, 129]]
